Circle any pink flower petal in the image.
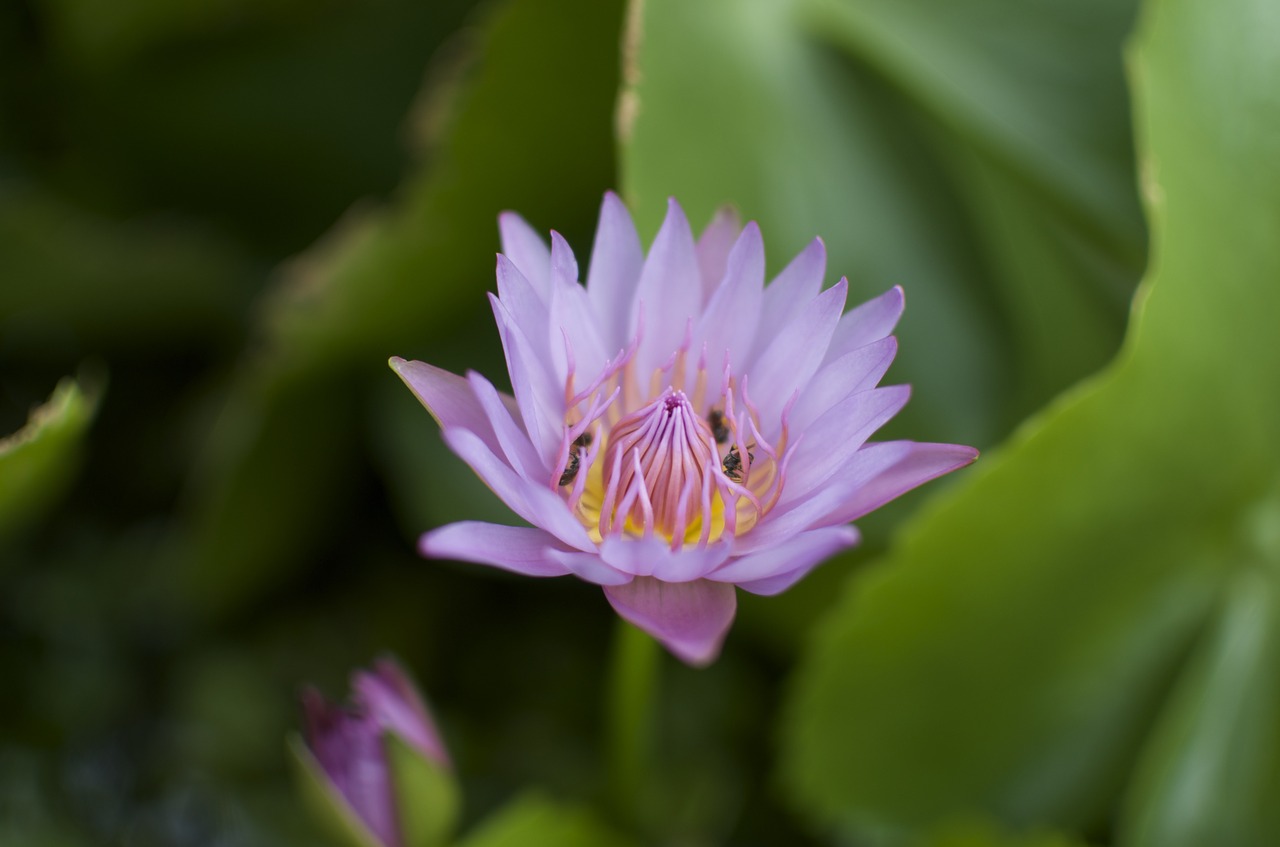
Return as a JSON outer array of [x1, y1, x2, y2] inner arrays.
[[353, 659, 450, 766], [498, 211, 551, 301], [586, 192, 645, 350], [544, 549, 635, 585], [603, 577, 737, 667], [695, 205, 742, 303], [389, 358, 502, 457], [441, 428, 593, 551], [789, 336, 898, 432], [496, 255, 552, 366], [548, 236, 610, 384], [489, 294, 563, 466], [755, 237, 826, 359], [598, 535, 734, 582], [419, 521, 576, 578], [821, 441, 979, 526], [824, 285, 904, 363], [630, 198, 702, 377], [779, 385, 912, 509], [736, 441, 916, 554], [712, 525, 860, 595], [466, 371, 544, 479], [694, 222, 765, 401], [747, 278, 848, 428]]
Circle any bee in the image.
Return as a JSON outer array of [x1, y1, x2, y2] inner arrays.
[[707, 410, 730, 444], [558, 431, 593, 486], [722, 445, 754, 482]]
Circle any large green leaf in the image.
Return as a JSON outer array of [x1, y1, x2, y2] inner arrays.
[[781, 0, 1280, 839], [0, 376, 99, 549], [621, 0, 1144, 448]]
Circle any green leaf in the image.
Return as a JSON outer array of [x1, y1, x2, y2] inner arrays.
[[385, 734, 459, 847], [454, 793, 634, 847], [911, 818, 1094, 847], [621, 0, 1145, 447], [287, 733, 384, 847], [781, 0, 1280, 838], [1119, 562, 1280, 846], [0, 376, 99, 548]]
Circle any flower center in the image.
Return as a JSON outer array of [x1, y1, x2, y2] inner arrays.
[[598, 390, 717, 540]]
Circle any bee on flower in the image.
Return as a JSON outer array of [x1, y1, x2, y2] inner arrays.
[[392, 194, 976, 666]]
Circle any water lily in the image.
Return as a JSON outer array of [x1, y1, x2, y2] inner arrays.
[[299, 659, 454, 847], [392, 194, 976, 665]]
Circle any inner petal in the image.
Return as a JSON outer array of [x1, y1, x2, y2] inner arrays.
[[602, 389, 716, 540]]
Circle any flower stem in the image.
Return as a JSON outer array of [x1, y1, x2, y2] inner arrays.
[[605, 617, 661, 829]]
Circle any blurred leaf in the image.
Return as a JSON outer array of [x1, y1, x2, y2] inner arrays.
[[912, 818, 1094, 847], [385, 733, 459, 847], [0, 376, 98, 547], [175, 0, 626, 621], [781, 0, 1280, 839], [0, 183, 249, 351], [1119, 564, 1280, 846], [621, 0, 1144, 448], [288, 734, 382, 847], [454, 793, 633, 847]]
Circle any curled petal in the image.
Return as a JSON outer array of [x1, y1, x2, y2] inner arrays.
[[604, 577, 737, 667], [711, 525, 859, 595], [419, 521, 576, 578], [789, 336, 898, 432], [694, 221, 764, 401]]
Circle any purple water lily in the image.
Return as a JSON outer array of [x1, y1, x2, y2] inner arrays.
[[302, 659, 450, 847], [392, 194, 976, 665]]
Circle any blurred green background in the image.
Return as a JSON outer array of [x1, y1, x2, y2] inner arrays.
[[2, 0, 1277, 844]]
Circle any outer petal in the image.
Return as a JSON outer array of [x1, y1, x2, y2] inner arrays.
[[711, 525, 860, 595], [824, 285, 905, 363], [603, 577, 737, 667], [389, 358, 501, 457], [630, 198, 702, 377], [779, 385, 912, 509], [789, 336, 898, 432], [419, 521, 576, 578], [498, 211, 551, 301], [544, 549, 636, 585], [693, 222, 765, 401], [353, 659, 450, 766], [598, 535, 734, 582], [586, 192, 644, 349], [747, 278, 848, 429], [441, 428, 593, 551], [821, 441, 979, 526], [695, 205, 742, 303], [736, 441, 916, 554], [755, 237, 826, 359]]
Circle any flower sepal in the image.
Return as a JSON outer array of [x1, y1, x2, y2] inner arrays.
[[385, 730, 461, 847]]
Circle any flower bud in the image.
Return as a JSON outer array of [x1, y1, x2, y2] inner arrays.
[[292, 658, 458, 847]]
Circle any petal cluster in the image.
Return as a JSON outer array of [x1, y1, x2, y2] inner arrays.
[[392, 194, 976, 665]]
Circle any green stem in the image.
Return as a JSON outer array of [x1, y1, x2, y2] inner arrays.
[[605, 618, 661, 828]]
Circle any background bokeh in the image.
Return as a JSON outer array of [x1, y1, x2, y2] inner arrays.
[[2, 0, 1277, 844]]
